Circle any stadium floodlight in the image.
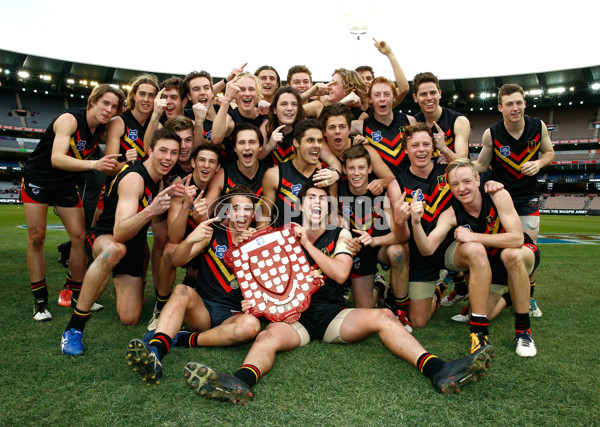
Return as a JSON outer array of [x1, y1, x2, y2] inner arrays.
[[528, 89, 543, 96], [110, 84, 120, 89], [548, 87, 565, 94], [18, 71, 30, 78], [79, 80, 88, 86], [90, 81, 99, 87], [4, 69, 9, 74], [453, 94, 458, 100], [66, 78, 75, 84], [569, 87, 574, 91], [39, 74, 52, 81], [480, 92, 491, 99], [591, 83, 600, 91]]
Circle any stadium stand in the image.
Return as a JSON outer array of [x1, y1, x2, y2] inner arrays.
[[543, 194, 589, 209], [550, 104, 598, 140], [20, 92, 65, 129], [0, 89, 26, 127]]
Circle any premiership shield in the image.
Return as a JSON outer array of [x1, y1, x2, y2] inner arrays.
[[223, 223, 320, 323]]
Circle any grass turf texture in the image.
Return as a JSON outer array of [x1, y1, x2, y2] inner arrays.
[[1, 205, 599, 425]]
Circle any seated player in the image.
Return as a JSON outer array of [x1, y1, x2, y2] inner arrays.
[[180, 181, 494, 404], [60, 129, 181, 356], [125, 185, 262, 384], [410, 158, 539, 358]]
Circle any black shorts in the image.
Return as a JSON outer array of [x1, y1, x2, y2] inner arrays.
[[297, 302, 345, 341], [409, 239, 451, 282], [351, 245, 381, 277], [21, 179, 82, 208], [85, 227, 146, 278], [202, 298, 242, 328], [511, 193, 540, 216], [488, 243, 541, 285]]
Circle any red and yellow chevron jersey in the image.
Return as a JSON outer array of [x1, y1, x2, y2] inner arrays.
[[452, 190, 507, 256], [94, 161, 159, 239], [270, 132, 296, 166], [120, 110, 149, 161], [222, 160, 269, 198], [221, 108, 267, 164], [338, 178, 388, 237], [302, 227, 352, 306], [415, 107, 464, 154], [488, 116, 542, 196], [23, 108, 105, 190], [273, 161, 314, 227], [397, 164, 453, 234], [195, 226, 242, 308], [364, 111, 411, 175]]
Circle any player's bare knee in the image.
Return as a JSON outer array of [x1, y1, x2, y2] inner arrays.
[[253, 328, 281, 350], [27, 228, 46, 249], [100, 241, 126, 266], [501, 248, 524, 268], [462, 242, 487, 265], [411, 315, 428, 329], [172, 283, 191, 299], [234, 315, 261, 341], [119, 311, 141, 326]]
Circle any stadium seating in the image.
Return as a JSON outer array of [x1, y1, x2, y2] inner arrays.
[[0, 89, 26, 127], [20, 92, 65, 130], [543, 194, 588, 209]]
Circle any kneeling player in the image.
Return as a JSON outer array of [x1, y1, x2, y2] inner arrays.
[[410, 159, 539, 357], [179, 181, 494, 404], [338, 146, 406, 318], [60, 129, 181, 356], [125, 186, 262, 384]]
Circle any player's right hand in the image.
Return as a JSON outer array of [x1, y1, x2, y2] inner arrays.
[[95, 154, 121, 172]]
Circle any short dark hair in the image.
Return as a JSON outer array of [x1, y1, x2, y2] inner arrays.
[[286, 65, 312, 84], [233, 122, 264, 146], [293, 119, 323, 143], [184, 70, 214, 95], [343, 145, 371, 167], [160, 76, 186, 99], [319, 104, 353, 129], [355, 65, 374, 76], [149, 128, 181, 150], [498, 83, 524, 104], [226, 184, 259, 209], [192, 143, 221, 163], [87, 83, 125, 115], [413, 72, 439, 94]]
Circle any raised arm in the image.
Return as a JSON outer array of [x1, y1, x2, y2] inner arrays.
[[373, 38, 409, 105], [172, 219, 216, 267], [410, 203, 456, 256], [210, 79, 238, 145], [295, 227, 353, 284], [473, 128, 493, 173]]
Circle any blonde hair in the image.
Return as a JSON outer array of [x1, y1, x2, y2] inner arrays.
[[333, 68, 368, 104]]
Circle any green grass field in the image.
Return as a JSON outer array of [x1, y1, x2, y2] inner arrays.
[[1, 205, 599, 426]]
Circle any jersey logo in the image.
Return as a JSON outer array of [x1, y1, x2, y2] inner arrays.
[[353, 256, 361, 270], [527, 140, 537, 151], [486, 215, 496, 230], [499, 146, 510, 157], [215, 245, 227, 258], [75, 140, 86, 151], [128, 129, 138, 140], [437, 175, 447, 189], [291, 184, 302, 196], [205, 130, 212, 142], [372, 131, 382, 143], [321, 247, 330, 255], [342, 205, 353, 216], [414, 189, 424, 201], [462, 224, 472, 231]]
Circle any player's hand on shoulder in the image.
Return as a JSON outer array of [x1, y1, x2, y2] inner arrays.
[[484, 180, 504, 194]]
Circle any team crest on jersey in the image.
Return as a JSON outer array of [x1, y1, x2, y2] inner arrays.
[[342, 205, 353, 216], [527, 140, 537, 151], [128, 129, 138, 141], [437, 175, 447, 189], [147, 193, 153, 205], [499, 146, 510, 157], [353, 256, 361, 270], [486, 215, 496, 230], [321, 247, 330, 256], [215, 245, 227, 258], [413, 189, 424, 202], [291, 184, 302, 196], [205, 130, 212, 142], [462, 224, 472, 231], [75, 140, 86, 151], [372, 131, 382, 143]]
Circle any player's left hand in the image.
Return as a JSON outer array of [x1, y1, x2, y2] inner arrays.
[[313, 167, 340, 188], [238, 227, 256, 244], [257, 100, 271, 116], [484, 180, 504, 194], [294, 225, 309, 246], [352, 229, 375, 247], [308, 269, 324, 287]]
